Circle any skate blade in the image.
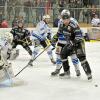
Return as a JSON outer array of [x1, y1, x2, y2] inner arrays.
[[88, 78, 93, 82], [59, 75, 71, 79], [76, 75, 81, 78], [51, 73, 59, 77]]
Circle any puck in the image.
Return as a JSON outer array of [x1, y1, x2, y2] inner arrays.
[[95, 84, 98, 87]]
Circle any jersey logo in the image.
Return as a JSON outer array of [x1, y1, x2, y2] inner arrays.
[[63, 31, 71, 36]]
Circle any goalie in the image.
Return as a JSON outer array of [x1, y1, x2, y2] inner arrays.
[[0, 32, 14, 82]]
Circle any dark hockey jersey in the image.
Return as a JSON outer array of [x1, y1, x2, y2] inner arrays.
[[10, 27, 30, 41], [58, 17, 83, 42]]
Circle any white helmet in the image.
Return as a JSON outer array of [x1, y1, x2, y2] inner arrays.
[[61, 9, 70, 19], [43, 15, 50, 20], [4, 32, 13, 43]]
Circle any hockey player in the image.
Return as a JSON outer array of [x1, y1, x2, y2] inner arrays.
[[51, 9, 80, 77], [58, 10, 92, 80], [10, 20, 32, 60], [0, 32, 14, 82], [31, 15, 56, 64]]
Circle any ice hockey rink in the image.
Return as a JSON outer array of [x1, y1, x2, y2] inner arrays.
[[0, 41, 100, 100]]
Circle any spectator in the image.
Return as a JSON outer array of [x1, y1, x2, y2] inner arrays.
[[68, 0, 76, 18], [59, 1, 64, 13], [91, 14, 100, 27], [53, 15, 60, 27], [90, 5, 99, 19], [0, 20, 2, 28], [36, 0, 45, 22], [1, 18, 8, 28], [52, 1, 59, 22], [24, 0, 34, 24], [75, 0, 82, 21]]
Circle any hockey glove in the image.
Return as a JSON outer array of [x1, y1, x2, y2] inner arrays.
[[47, 33, 51, 41], [73, 38, 83, 48], [14, 35, 19, 41]]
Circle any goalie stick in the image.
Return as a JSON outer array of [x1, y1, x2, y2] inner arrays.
[[3, 67, 13, 85], [14, 44, 50, 77]]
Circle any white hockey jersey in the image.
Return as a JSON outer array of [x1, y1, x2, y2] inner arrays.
[[0, 37, 12, 66], [0, 37, 14, 82], [31, 20, 52, 41]]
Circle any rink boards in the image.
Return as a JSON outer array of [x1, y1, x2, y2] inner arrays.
[[0, 27, 100, 41]]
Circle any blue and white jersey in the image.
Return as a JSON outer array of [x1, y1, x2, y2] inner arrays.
[[57, 18, 66, 44], [70, 17, 79, 25], [58, 19, 63, 28], [31, 20, 52, 41], [70, 17, 83, 40]]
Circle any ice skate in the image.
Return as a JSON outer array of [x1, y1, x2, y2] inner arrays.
[[75, 70, 81, 77], [51, 69, 60, 76], [50, 58, 56, 64], [59, 71, 70, 79], [87, 74, 92, 81]]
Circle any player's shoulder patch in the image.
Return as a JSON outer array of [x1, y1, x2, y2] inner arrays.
[[70, 21, 77, 28], [24, 29, 29, 33], [11, 28, 17, 33], [14, 28, 18, 31], [69, 19, 78, 29]]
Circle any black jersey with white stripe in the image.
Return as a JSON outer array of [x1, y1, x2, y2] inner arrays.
[[58, 17, 83, 42], [10, 27, 30, 40]]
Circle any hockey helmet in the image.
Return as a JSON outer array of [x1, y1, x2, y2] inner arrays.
[[43, 15, 50, 20], [61, 9, 70, 20], [4, 32, 13, 43], [18, 20, 24, 27]]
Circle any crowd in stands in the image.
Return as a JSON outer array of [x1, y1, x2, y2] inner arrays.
[[0, 0, 100, 27], [91, 14, 100, 27], [0, 18, 8, 28]]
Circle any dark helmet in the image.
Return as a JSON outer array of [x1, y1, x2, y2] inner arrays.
[[18, 20, 24, 24], [17, 20, 24, 27]]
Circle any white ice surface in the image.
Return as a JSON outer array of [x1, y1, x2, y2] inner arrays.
[[0, 42, 100, 100]]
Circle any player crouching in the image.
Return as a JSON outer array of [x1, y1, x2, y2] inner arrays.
[[0, 32, 14, 84]]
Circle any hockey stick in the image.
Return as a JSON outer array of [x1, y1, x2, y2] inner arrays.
[[3, 67, 13, 85], [17, 39, 32, 45], [14, 44, 50, 77]]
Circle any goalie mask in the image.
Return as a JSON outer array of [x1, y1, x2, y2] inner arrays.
[[4, 32, 13, 43]]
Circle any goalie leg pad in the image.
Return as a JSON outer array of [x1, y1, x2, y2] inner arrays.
[[7, 63, 14, 78], [0, 63, 14, 83], [0, 59, 4, 70], [9, 49, 19, 60], [0, 68, 8, 82]]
